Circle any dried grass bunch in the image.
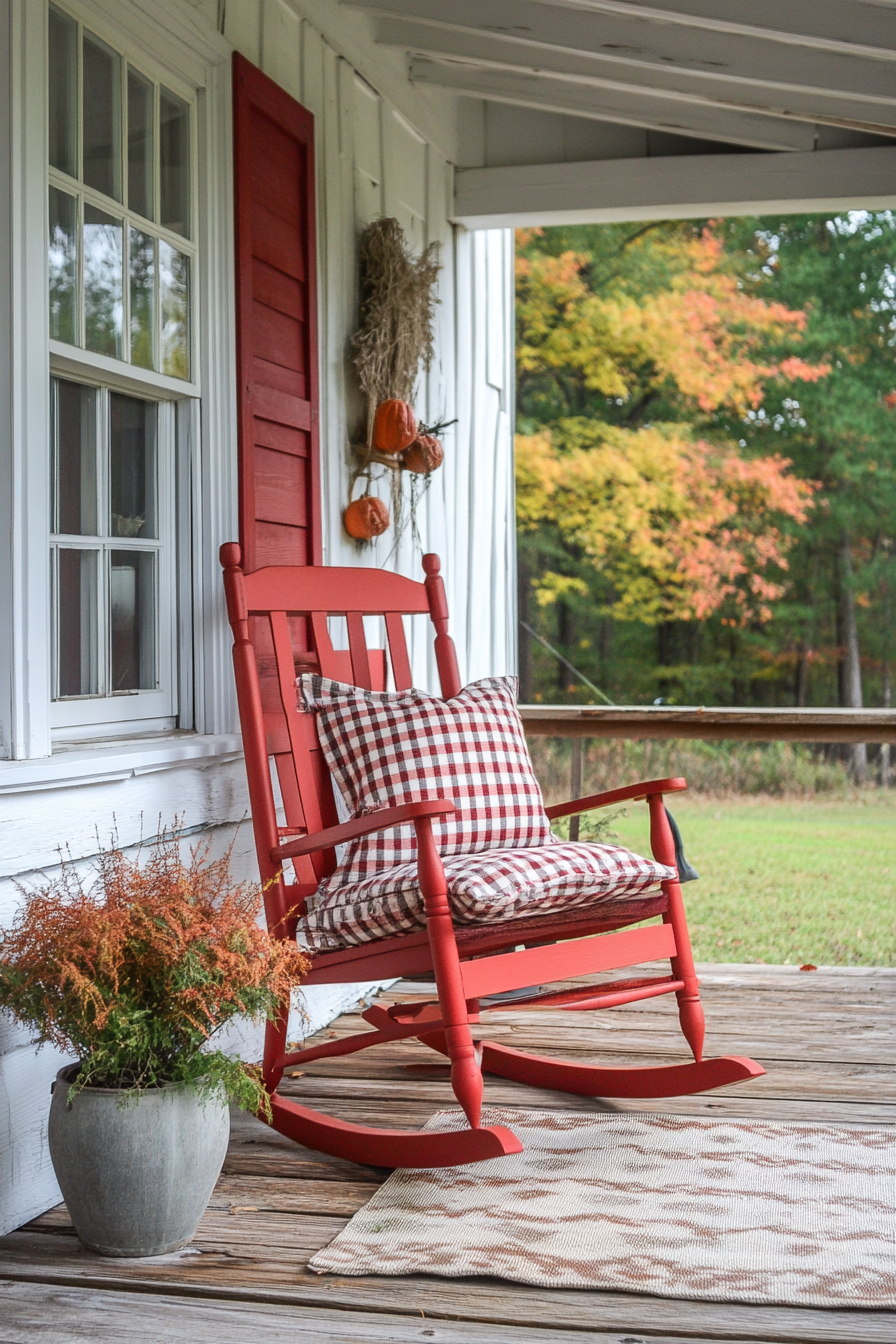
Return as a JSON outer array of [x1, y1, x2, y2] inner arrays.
[[352, 216, 441, 447], [348, 218, 443, 547], [0, 830, 309, 1114]]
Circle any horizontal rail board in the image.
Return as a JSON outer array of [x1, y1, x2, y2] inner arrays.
[[520, 705, 896, 744]]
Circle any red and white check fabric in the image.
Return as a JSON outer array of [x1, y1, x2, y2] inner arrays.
[[295, 842, 676, 951], [299, 675, 552, 885], [295, 673, 675, 952]]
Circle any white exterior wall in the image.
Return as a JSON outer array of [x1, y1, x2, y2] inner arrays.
[[0, 0, 515, 1233]]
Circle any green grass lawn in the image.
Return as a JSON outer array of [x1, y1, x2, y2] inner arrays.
[[585, 795, 896, 966]]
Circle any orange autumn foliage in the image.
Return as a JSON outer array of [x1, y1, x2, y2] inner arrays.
[[516, 423, 814, 624], [516, 225, 829, 414], [0, 831, 309, 1107]]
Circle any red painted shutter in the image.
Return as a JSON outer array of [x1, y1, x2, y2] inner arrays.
[[232, 53, 321, 573]]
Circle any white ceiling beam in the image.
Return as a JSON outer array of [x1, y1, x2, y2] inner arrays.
[[453, 143, 896, 228], [409, 58, 820, 152], [348, 0, 896, 102], [520, 0, 896, 61], [374, 17, 896, 135]]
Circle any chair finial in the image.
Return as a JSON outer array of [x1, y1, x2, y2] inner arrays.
[[220, 542, 243, 569], [422, 553, 440, 577]]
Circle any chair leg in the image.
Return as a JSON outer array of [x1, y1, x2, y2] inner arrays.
[[414, 816, 483, 1127], [263, 1000, 290, 1093], [648, 796, 705, 1063]]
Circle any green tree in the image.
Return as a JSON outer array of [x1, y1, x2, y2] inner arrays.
[[715, 213, 896, 778]]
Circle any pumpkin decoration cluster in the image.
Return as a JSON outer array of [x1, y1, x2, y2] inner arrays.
[[345, 217, 445, 546], [344, 399, 445, 541]]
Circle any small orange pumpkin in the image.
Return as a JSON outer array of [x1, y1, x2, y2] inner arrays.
[[344, 495, 390, 540], [403, 435, 444, 474], [373, 399, 417, 454]]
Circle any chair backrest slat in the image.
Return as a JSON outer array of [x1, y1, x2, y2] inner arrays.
[[346, 612, 372, 690], [385, 612, 413, 690]]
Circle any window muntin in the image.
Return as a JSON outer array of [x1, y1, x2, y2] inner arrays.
[[50, 376, 174, 722], [47, 4, 193, 381]]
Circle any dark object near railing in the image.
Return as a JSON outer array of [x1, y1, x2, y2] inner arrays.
[[665, 808, 699, 884]]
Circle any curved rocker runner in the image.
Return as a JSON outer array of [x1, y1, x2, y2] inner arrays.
[[221, 545, 764, 1170]]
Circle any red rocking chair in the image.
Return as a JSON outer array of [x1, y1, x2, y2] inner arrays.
[[221, 544, 763, 1169]]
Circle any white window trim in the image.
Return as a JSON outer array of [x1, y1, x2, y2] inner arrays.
[[0, 0, 238, 763]]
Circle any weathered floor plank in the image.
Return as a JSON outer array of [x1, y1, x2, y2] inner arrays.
[[2, 963, 893, 1344]]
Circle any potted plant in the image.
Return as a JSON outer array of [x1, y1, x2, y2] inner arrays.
[[0, 829, 308, 1257]]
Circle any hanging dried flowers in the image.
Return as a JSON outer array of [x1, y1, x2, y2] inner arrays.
[[345, 217, 450, 545]]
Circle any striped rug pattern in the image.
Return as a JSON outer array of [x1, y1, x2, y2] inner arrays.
[[309, 1108, 896, 1307]]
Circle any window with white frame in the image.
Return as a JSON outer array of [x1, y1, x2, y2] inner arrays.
[[46, 2, 196, 736]]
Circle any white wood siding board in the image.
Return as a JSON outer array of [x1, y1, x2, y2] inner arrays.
[[328, 55, 362, 570], [383, 107, 428, 255], [320, 41, 349, 568], [301, 17, 325, 121], [224, 0, 262, 63], [409, 60, 819, 154], [454, 143, 896, 229], [373, 15, 896, 136], [353, 0, 896, 102], [261, 0, 303, 100], [0, 1042, 74, 1236], [352, 74, 384, 228]]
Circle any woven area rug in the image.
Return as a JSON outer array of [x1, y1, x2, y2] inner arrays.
[[309, 1108, 896, 1307]]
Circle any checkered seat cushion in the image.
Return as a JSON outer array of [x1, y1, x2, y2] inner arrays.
[[295, 675, 675, 951]]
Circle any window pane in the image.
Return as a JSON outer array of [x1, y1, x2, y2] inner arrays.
[[52, 378, 97, 536], [84, 205, 123, 357], [110, 550, 156, 691], [110, 393, 156, 538], [83, 32, 121, 201], [129, 228, 155, 369], [48, 186, 78, 344], [127, 68, 154, 220], [48, 5, 77, 177], [159, 241, 189, 379], [159, 88, 190, 236], [57, 548, 99, 696]]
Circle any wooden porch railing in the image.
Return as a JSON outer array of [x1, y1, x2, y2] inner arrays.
[[520, 705, 896, 744]]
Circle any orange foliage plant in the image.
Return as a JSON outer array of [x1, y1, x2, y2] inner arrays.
[[0, 831, 309, 1110]]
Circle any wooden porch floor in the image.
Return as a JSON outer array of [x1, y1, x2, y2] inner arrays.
[[1, 962, 894, 1342]]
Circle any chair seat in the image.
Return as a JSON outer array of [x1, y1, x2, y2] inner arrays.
[[296, 841, 676, 951]]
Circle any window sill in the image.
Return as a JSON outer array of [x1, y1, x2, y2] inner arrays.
[[0, 732, 244, 795]]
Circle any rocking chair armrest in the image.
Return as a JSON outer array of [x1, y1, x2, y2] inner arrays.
[[271, 799, 456, 861], [545, 777, 687, 821]]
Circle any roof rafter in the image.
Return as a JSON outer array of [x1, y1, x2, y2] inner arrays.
[[408, 58, 821, 152]]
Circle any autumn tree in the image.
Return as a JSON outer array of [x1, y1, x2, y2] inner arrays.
[[515, 222, 827, 703]]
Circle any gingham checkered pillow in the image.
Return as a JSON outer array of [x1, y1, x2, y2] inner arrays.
[[298, 675, 552, 888], [295, 842, 675, 951]]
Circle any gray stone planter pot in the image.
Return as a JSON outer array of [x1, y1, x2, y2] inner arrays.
[[48, 1064, 230, 1257]]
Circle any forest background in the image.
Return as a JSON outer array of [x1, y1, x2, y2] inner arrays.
[[515, 213, 896, 769]]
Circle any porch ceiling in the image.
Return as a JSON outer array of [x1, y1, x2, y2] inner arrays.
[[344, 0, 896, 225]]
